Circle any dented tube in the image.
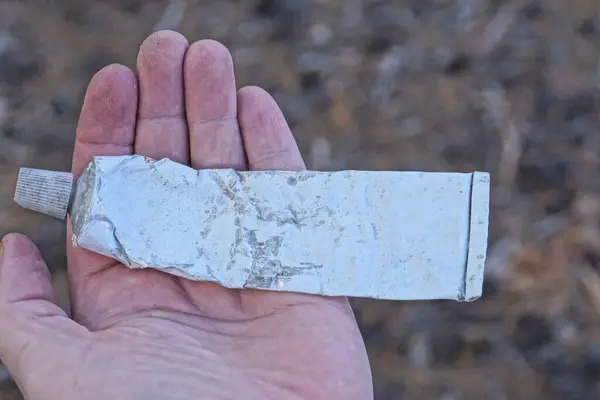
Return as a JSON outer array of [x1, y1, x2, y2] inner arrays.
[[15, 155, 490, 301]]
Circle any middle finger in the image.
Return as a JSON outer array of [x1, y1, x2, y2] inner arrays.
[[135, 30, 190, 164], [184, 39, 246, 170]]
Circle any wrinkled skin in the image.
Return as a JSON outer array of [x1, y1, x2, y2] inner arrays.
[[0, 31, 373, 399]]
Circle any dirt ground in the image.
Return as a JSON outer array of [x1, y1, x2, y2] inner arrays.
[[1, 0, 599, 398]]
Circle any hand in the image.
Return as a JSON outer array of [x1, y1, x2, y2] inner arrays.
[[0, 31, 372, 399]]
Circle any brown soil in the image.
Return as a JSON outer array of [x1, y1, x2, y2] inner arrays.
[[1, 1, 600, 398]]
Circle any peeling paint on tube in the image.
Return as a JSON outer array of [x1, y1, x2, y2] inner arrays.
[[14, 155, 490, 301]]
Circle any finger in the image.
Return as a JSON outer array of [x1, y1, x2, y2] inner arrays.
[[135, 30, 189, 164], [0, 234, 65, 360], [184, 39, 246, 170], [234, 87, 309, 309], [178, 40, 247, 312], [0, 234, 57, 306], [0, 234, 86, 398], [71, 64, 138, 177], [237, 86, 305, 171], [68, 64, 138, 297]]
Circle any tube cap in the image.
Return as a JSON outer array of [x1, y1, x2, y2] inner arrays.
[[14, 167, 73, 219]]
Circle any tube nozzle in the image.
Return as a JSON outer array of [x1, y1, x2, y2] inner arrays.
[[14, 167, 74, 220]]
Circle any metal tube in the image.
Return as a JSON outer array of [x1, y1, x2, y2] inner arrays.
[[14, 155, 490, 301]]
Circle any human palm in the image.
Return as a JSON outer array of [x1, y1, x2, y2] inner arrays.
[[0, 31, 372, 399]]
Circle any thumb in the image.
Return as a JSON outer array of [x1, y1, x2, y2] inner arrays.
[[0, 233, 80, 388], [0, 233, 59, 308]]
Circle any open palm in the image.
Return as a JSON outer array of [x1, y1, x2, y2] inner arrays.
[[0, 31, 372, 399]]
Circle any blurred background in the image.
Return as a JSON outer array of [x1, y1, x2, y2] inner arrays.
[[0, 0, 599, 398]]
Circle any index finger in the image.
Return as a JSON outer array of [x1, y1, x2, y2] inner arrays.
[[67, 64, 138, 317], [71, 64, 138, 177]]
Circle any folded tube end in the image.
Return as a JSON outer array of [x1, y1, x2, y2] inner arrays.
[[14, 167, 74, 220], [461, 171, 491, 301]]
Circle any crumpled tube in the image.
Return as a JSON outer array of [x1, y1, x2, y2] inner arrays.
[[14, 155, 490, 301]]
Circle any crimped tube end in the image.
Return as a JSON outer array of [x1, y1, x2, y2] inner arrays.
[[14, 168, 74, 220]]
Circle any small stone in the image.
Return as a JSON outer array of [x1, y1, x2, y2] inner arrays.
[[254, 0, 278, 18], [512, 314, 553, 353], [373, 377, 404, 399], [338, 47, 362, 68], [520, 2, 543, 20], [64, 7, 86, 25], [399, 117, 422, 138], [122, 0, 144, 14], [310, 136, 331, 170], [408, 333, 431, 370], [469, 337, 492, 359], [517, 161, 570, 192], [341, 0, 364, 29], [542, 161, 570, 186], [437, 391, 461, 400], [534, 346, 570, 376], [0, 31, 16, 56], [563, 117, 593, 147], [50, 97, 72, 119], [441, 145, 464, 164], [431, 332, 466, 365], [578, 19, 598, 38], [583, 343, 600, 380], [236, 21, 265, 40], [546, 190, 576, 214], [481, 279, 498, 297], [254, 0, 308, 41], [534, 85, 558, 120], [309, 23, 332, 46], [563, 92, 597, 122], [366, 36, 393, 54], [408, 0, 431, 17], [444, 53, 472, 76], [299, 71, 321, 92], [584, 251, 600, 271], [0, 55, 43, 86], [484, 236, 521, 282], [2, 123, 18, 139], [551, 375, 585, 400]]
